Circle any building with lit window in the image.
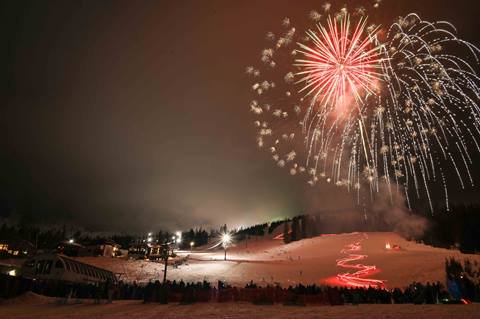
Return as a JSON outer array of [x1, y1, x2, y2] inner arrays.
[[0, 240, 35, 258]]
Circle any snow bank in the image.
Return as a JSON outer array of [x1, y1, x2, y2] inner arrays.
[[1, 300, 479, 319]]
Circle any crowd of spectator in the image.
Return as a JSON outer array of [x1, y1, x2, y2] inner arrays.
[[1, 273, 477, 305]]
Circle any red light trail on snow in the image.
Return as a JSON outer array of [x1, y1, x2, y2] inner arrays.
[[334, 233, 385, 288]]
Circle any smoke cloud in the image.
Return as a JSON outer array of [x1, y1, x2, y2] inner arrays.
[[370, 182, 428, 239]]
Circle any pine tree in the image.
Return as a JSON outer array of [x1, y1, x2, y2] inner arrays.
[[291, 217, 299, 242], [157, 230, 164, 244], [221, 224, 227, 234], [283, 219, 290, 244], [300, 215, 307, 239]]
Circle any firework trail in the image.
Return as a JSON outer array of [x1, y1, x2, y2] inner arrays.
[[246, 1, 480, 211]]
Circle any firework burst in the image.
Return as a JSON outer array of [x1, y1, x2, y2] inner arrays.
[[295, 15, 383, 107], [246, 2, 480, 212]]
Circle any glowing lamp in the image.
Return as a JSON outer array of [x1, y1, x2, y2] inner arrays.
[[222, 233, 231, 246]]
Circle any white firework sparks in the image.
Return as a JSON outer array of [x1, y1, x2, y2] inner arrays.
[[246, 2, 480, 212]]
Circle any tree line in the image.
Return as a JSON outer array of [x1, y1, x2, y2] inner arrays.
[[421, 204, 480, 253], [2, 204, 480, 254]]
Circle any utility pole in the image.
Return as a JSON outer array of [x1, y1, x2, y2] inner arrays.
[[163, 256, 168, 283], [161, 243, 175, 284]]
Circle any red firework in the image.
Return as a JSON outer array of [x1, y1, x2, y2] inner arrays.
[[295, 15, 384, 108]]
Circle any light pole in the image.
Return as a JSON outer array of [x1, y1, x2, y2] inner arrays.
[[221, 233, 231, 261], [190, 241, 195, 251], [161, 243, 175, 284]]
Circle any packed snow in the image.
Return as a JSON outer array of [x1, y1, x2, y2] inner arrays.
[[74, 232, 480, 288], [1, 292, 480, 319]]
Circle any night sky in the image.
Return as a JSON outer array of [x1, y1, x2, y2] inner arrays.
[[0, 0, 479, 232]]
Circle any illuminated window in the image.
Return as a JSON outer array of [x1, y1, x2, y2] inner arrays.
[[0, 244, 8, 251]]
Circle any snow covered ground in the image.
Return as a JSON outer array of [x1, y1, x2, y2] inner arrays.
[[3, 234, 480, 319], [1, 292, 479, 319], [75, 232, 480, 288]]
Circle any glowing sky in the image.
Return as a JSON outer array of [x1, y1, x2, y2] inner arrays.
[[0, 0, 479, 232]]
